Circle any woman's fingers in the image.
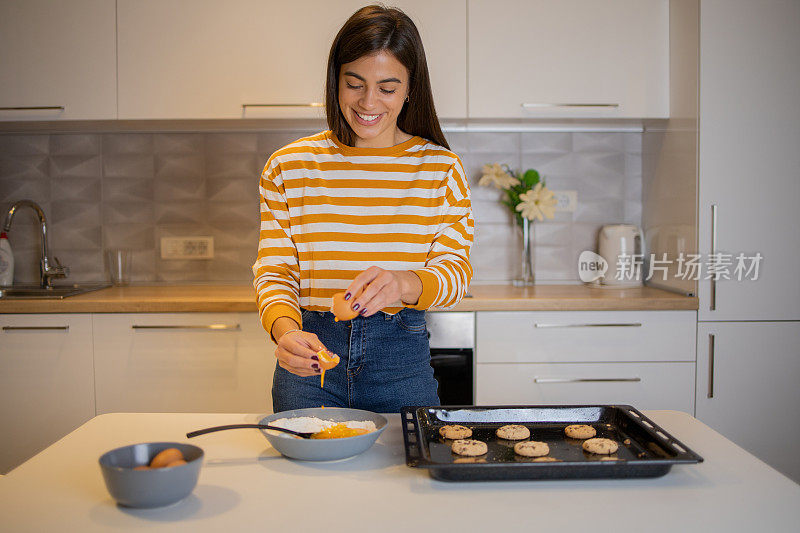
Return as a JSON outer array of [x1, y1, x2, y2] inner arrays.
[[276, 331, 326, 377], [356, 270, 396, 317]]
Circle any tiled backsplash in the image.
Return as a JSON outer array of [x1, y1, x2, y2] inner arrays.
[[0, 129, 641, 284]]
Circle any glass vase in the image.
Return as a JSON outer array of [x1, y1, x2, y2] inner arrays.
[[513, 217, 535, 286]]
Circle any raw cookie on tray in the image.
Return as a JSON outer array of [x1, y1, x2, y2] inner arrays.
[[513, 440, 550, 457], [564, 424, 596, 439], [582, 437, 619, 455]]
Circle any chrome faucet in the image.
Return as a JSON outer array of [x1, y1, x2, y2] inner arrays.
[[3, 200, 69, 288]]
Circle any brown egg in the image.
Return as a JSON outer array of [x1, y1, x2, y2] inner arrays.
[[330, 292, 359, 322], [149, 448, 184, 468], [165, 459, 187, 467]]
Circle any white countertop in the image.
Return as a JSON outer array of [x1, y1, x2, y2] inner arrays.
[[1, 411, 798, 532]]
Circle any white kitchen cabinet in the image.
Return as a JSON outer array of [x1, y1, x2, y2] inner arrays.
[[468, 0, 669, 118], [0, 314, 95, 474], [477, 311, 696, 363], [93, 313, 276, 414], [475, 310, 696, 413], [697, 0, 800, 320], [0, 0, 116, 121], [476, 361, 695, 412], [117, 0, 466, 120], [696, 321, 800, 484]]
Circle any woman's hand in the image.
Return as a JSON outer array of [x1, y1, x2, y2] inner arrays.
[[344, 266, 423, 317], [272, 318, 325, 377]]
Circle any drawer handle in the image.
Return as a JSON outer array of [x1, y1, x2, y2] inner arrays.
[[534, 377, 642, 384], [132, 324, 240, 331], [2, 325, 69, 331], [242, 103, 324, 108], [0, 105, 65, 111], [521, 103, 619, 109], [532, 323, 642, 328]]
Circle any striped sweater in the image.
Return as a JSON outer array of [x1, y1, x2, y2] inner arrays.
[[252, 130, 474, 337]]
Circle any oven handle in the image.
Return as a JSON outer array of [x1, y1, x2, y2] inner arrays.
[[430, 354, 469, 365]]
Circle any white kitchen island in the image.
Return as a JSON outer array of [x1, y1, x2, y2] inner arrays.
[[1, 411, 797, 532]]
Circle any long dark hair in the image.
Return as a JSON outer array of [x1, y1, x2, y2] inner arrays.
[[325, 4, 449, 150]]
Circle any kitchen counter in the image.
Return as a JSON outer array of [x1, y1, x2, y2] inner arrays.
[[0, 410, 797, 532], [0, 283, 697, 313]]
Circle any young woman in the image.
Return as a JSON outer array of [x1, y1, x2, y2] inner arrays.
[[253, 5, 473, 413]]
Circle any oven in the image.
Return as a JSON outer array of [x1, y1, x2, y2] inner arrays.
[[426, 311, 475, 405]]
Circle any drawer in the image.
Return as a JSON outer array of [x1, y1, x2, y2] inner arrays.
[[477, 311, 696, 363], [93, 313, 275, 414], [475, 362, 695, 413]]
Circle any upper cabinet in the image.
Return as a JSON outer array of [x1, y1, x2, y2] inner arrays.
[[117, 0, 467, 120], [468, 0, 669, 119], [0, 0, 116, 121]]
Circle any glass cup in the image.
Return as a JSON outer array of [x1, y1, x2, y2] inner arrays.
[[106, 249, 132, 286]]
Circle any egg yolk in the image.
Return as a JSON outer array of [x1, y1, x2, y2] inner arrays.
[[316, 349, 340, 388], [311, 423, 370, 439]]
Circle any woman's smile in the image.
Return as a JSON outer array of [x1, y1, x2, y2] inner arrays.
[[354, 111, 384, 125]]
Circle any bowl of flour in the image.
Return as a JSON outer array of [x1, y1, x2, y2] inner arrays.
[[259, 407, 388, 461]]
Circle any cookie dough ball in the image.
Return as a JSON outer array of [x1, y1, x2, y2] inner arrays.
[[582, 437, 619, 455], [513, 440, 550, 457], [564, 424, 596, 439], [451, 439, 488, 456], [439, 425, 472, 440], [495, 424, 531, 440]]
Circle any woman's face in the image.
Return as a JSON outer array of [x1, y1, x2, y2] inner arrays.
[[338, 51, 410, 148]]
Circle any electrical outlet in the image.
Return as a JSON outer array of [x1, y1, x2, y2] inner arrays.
[[552, 190, 577, 212], [160, 236, 214, 260]]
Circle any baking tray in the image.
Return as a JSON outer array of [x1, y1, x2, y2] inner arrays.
[[401, 405, 703, 481]]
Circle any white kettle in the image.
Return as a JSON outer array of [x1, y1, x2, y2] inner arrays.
[[597, 224, 643, 287]]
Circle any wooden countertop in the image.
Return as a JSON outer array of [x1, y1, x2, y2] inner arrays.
[[0, 283, 697, 313]]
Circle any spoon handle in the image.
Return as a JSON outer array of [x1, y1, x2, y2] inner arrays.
[[186, 424, 309, 439]]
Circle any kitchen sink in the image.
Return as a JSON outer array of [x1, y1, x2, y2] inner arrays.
[[0, 283, 111, 300]]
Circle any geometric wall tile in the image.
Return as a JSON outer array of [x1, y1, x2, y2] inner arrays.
[[0, 129, 644, 284], [103, 133, 154, 154], [0, 154, 49, 179], [155, 154, 204, 179], [50, 134, 101, 155], [0, 134, 49, 155]]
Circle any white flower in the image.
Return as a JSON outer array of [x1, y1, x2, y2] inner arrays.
[[478, 163, 519, 190], [515, 183, 557, 221]]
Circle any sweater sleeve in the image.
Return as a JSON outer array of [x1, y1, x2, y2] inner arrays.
[[252, 156, 302, 340], [409, 157, 474, 310]]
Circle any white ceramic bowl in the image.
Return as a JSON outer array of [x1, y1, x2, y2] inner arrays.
[[260, 407, 387, 461]]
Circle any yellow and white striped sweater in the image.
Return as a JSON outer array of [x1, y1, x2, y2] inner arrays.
[[252, 130, 474, 336]]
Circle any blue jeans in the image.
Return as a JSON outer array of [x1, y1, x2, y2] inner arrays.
[[272, 308, 440, 413]]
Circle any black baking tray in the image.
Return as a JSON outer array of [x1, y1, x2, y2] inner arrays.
[[401, 405, 703, 481]]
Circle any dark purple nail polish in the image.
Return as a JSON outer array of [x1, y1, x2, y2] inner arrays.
[[344, 292, 351, 301], [311, 355, 318, 361], [311, 363, 319, 370], [352, 303, 360, 310], [360, 308, 367, 315]]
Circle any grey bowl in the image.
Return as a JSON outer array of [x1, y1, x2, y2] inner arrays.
[[259, 407, 387, 461], [98, 442, 203, 508]]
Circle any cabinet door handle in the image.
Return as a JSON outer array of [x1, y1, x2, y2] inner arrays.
[[2, 325, 69, 331], [707, 334, 715, 398], [532, 323, 642, 328], [521, 103, 619, 109], [131, 324, 240, 331], [242, 103, 324, 108], [0, 105, 65, 111], [534, 377, 641, 383], [710, 204, 718, 311]]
